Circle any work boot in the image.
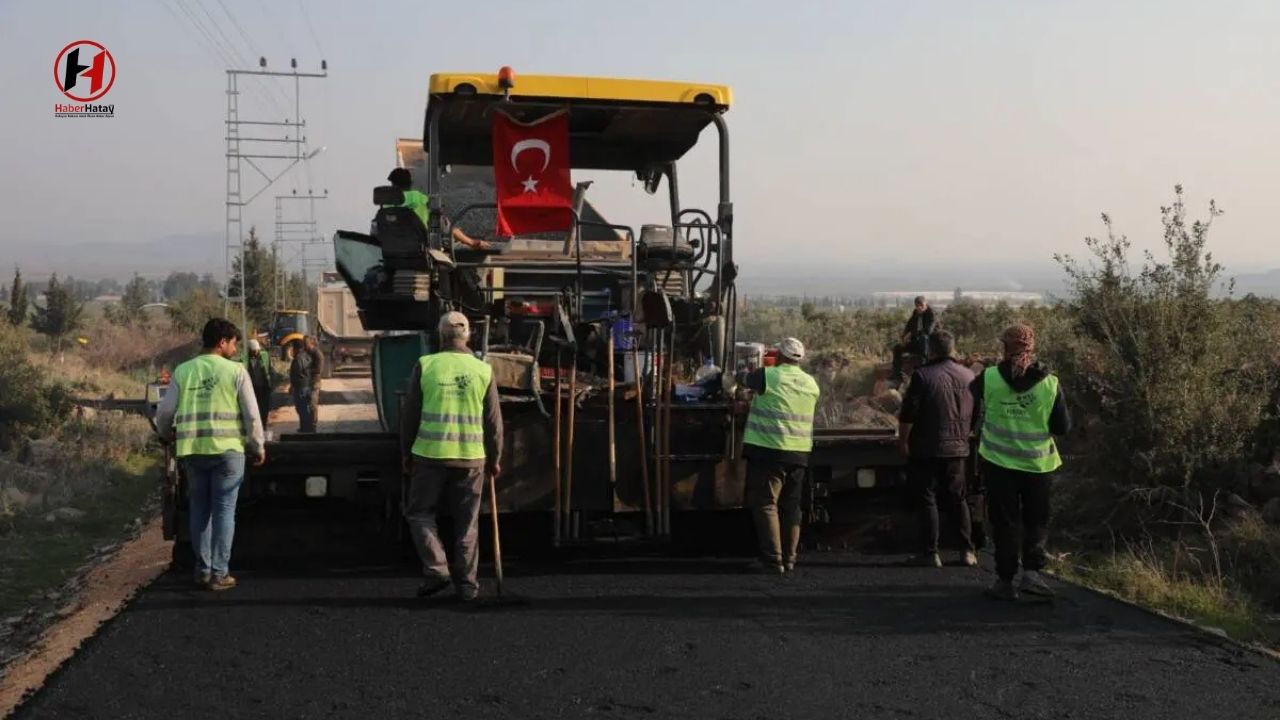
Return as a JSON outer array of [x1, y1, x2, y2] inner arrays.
[[208, 575, 237, 592], [416, 577, 451, 599], [962, 550, 979, 567], [456, 587, 479, 603], [984, 578, 1018, 601], [1019, 570, 1055, 599], [912, 552, 943, 568], [194, 571, 212, 588], [745, 559, 785, 575]]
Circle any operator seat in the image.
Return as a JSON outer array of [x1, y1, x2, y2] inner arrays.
[[372, 185, 430, 271], [638, 224, 696, 270]]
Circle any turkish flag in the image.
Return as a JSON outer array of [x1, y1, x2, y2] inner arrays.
[[492, 110, 572, 237]]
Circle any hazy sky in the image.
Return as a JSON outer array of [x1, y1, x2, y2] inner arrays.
[[2, 0, 1279, 281]]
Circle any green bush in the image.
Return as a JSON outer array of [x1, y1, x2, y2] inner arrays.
[[0, 322, 71, 449], [1056, 187, 1273, 492]]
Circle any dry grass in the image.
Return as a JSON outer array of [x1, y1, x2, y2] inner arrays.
[[1053, 547, 1276, 645], [28, 322, 194, 399]]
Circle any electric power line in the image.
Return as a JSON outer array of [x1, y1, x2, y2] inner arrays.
[[212, 0, 298, 118], [298, 0, 326, 57]]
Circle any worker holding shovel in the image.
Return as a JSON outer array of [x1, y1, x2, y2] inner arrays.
[[400, 312, 504, 603]]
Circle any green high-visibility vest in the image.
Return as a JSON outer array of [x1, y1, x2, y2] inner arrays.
[[743, 364, 820, 453], [978, 366, 1062, 473], [410, 351, 492, 461], [400, 189, 429, 228], [173, 354, 245, 458]]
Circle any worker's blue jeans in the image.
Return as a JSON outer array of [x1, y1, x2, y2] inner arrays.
[[182, 452, 246, 579]]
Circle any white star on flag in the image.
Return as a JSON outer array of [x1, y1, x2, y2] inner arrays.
[[521, 176, 539, 193]]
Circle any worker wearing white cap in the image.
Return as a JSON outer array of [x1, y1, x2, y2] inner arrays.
[[740, 336, 820, 574], [400, 311, 504, 602]]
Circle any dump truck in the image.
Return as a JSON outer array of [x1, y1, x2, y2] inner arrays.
[[315, 283, 375, 377], [157, 68, 930, 560]]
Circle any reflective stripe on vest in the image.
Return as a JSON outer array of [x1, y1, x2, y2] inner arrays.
[[978, 366, 1062, 473], [742, 364, 820, 453], [410, 351, 492, 461], [173, 354, 245, 457]]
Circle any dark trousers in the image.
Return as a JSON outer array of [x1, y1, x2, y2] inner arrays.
[[745, 460, 806, 569], [908, 457, 973, 554], [253, 387, 271, 429], [891, 335, 929, 382], [404, 462, 484, 594], [293, 384, 318, 432], [984, 461, 1053, 581]]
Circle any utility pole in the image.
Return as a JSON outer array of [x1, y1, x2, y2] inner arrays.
[[273, 190, 328, 311], [225, 57, 327, 348]]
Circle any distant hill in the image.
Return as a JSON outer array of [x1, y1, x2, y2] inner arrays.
[[0, 233, 223, 280], [1228, 269, 1280, 297]]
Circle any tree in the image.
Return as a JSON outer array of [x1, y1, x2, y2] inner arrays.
[[166, 287, 224, 333], [7, 268, 29, 326], [227, 226, 277, 331], [32, 274, 85, 351], [107, 273, 150, 327], [162, 271, 201, 301], [228, 226, 313, 333]]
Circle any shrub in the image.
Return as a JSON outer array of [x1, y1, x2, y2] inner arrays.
[[0, 322, 71, 449], [1055, 187, 1272, 492]]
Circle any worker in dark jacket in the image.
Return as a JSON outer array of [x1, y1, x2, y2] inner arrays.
[[972, 323, 1071, 601], [289, 336, 323, 433], [892, 296, 937, 386], [741, 337, 820, 575], [400, 312, 503, 602], [898, 330, 978, 568]]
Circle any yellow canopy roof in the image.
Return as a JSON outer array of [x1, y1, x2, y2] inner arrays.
[[429, 72, 731, 108]]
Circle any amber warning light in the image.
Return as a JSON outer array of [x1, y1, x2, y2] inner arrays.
[[497, 66, 515, 90]]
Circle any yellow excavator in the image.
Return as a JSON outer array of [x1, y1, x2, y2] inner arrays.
[[268, 309, 310, 360]]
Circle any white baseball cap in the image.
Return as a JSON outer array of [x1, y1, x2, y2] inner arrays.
[[777, 337, 805, 362], [438, 311, 470, 336], [247, 338, 261, 352]]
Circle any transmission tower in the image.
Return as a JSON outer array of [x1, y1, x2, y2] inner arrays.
[[273, 190, 328, 311], [225, 57, 327, 342]]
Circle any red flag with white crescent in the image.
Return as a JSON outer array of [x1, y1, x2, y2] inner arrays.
[[492, 110, 572, 237]]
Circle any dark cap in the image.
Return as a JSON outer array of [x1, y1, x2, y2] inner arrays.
[[387, 167, 412, 187]]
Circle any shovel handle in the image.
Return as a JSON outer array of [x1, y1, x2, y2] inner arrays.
[[487, 471, 504, 592]]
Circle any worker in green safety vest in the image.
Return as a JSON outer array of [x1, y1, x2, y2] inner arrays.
[[399, 311, 503, 602], [244, 338, 273, 426], [740, 337, 820, 575], [155, 318, 266, 592], [386, 168, 493, 251], [972, 323, 1071, 602]]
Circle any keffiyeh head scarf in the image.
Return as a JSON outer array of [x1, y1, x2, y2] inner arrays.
[[1001, 324, 1036, 379]]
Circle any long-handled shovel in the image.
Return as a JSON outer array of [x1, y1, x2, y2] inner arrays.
[[483, 470, 529, 607]]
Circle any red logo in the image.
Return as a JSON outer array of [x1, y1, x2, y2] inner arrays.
[[54, 40, 116, 102]]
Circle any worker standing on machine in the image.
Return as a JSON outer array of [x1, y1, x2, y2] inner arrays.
[[740, 337, 820, 575], [400, 312, 504, 602], [385, 168, 491, 250]]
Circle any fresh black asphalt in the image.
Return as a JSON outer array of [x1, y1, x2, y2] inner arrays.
[[12, 507, 1280, 720]]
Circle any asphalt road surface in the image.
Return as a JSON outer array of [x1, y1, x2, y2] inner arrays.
[[14, 382, 1280, 719], [13, 504, 1280, 720]]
